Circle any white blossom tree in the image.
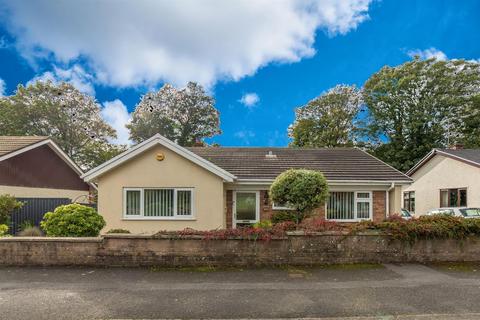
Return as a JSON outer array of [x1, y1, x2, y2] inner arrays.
[[0, 81, 123, 169], [127, 82, 221, 145]]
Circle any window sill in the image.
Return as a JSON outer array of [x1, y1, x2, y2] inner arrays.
[[327, 219, 372, 222], [122, 217, 196, 221]]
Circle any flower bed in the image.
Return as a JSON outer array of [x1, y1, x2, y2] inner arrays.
[[152, 215, 480, 242]]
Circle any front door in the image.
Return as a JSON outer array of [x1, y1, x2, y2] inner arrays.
[[233, 191, 259, 228]]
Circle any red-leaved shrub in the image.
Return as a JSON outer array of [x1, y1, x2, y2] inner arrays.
[[299, 217, 342, 233]]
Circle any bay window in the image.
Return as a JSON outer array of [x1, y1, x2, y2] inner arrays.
[[124, 188, 194, 219], [327, 191, 372, 221]]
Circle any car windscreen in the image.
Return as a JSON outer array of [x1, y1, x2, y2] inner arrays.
[[401, 210, 411, 217], [430, 209, 454, 216], [460, 208, 480, 217]]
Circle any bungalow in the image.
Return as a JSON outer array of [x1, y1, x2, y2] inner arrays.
[[0, 136, 92, 233], [403, 148, 480, 215], [82, 134, 412, 233], [0, 136, 91, 202]]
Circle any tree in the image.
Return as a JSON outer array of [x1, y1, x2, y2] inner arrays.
[[462, 95, 480, 148], [75, 141, 127, 171], [269, 169, 329, 223], [363, 57, 480, 172], [0, 81, 122, 170], [127, 82, 221, 145], [0, 194, 23, 225], [289, 85, 363, 147]]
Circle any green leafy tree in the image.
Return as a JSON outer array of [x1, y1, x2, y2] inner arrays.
[[0, 194, 23, 225], [462, 95, 480, 148], [0, 81, 120, 170], [289, 85, 363, 147], [270, 169, 329, 223], [127, 82, 221, 145], [363, 57, 480, 172], [41, 203, 106, 237], [76, 141, 127, 170]]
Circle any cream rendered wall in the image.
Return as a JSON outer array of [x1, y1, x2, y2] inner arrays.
[[403, 155, 480, 216], [0, 185, 89, 203], [96, 145, 225, 234], [388, 186, 402, 215]]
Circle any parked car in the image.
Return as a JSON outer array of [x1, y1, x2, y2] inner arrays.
[[400, 208, 413, 220], [426, 207, 480, 219], [459, 208, 480, 218]]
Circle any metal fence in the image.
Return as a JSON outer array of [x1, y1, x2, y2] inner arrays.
[[10, 198, 71, 235]]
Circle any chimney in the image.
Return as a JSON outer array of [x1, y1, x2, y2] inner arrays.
[[265, 150, 277, 159], [450, 144, 464, 150]]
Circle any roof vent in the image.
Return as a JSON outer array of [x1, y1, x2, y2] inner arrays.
[[265, 150, 277, 159]]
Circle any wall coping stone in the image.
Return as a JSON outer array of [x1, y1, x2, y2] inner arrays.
[[0, 237, 102, 242]]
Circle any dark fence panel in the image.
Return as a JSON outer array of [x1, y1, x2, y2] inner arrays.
[[10, 198, 71, 235]]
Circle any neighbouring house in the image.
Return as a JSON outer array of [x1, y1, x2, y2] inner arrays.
[[82, 134, 412, 233], [0, 136, 92, 232], [403, 148, 480, 215]]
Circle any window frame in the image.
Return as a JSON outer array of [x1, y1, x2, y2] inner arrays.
[[439, 188, 467, 208], [271, 202, 295, 210], [403, 191, 415, 213], [325, 191, 373, 222], [123, 187, 195, 220]]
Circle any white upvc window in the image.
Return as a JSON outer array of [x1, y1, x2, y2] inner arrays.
[[123, 188, 194, 220], [272, 202, 294, 210], [326, 191, 372, 222]]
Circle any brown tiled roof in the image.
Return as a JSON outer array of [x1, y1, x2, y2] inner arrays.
[[187, 147, 411, 182], [0, 136, 49, 157]]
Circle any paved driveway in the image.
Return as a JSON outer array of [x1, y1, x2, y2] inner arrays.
[[1, 263, 480, 319]]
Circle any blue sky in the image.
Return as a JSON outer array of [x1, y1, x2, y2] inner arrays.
[[0, 0, 479, 146]]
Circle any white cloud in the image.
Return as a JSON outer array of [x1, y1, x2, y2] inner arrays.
[[27, 64, 95, 95], [239, 93, 260, 108], [408, 47, 447, 61], [0, 78, 5, 96], [101, 99, 132, 145], [2, 0, 372, 88], [234, 130, 255, 145]]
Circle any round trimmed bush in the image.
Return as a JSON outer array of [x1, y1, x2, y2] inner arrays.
[[41, 204, 105, 237], [0, 224, 9, 237], [270, 169, 329, 223]]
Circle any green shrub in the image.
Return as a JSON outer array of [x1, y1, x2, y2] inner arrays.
[[253, 220, 272, 229], [106, 228, 131, 234], [271, 210, 300, 224], [0, 224, 9, 236], [270, 169, 329, 223], [40, 204, 105, 237], [350, 215, 480, 243], [18, 226, 44, 237], [0, 194, 23, 225]]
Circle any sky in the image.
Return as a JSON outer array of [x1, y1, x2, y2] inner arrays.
[[0, 0, 479, 146]]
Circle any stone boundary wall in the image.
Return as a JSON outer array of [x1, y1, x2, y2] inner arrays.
[[1, 233, 480, 267]]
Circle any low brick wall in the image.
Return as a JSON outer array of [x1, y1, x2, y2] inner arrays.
[[1, 233, 480, 267]]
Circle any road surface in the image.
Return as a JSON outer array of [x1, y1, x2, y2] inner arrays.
[[1, 263, 480, 319]]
